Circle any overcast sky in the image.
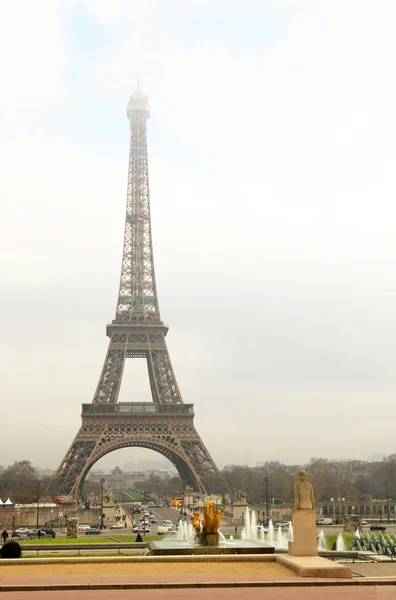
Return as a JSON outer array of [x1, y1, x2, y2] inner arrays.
[[1, 0, 396, 474]]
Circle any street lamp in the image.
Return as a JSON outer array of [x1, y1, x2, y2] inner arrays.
[[36, 482, 41, 529], [385, 480, 390, 523], [100, 478, 106, 529], [338, 497, 345, 520], [330, 498, 335, 522], [264, 476, 269, 526]]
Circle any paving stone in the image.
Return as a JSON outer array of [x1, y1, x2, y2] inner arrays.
[[0, 584, 51, 591], [235, 580, 274, 587], [197, 581, 235, 587], [88, 583, 125, 589], [123, 582, 161, 589], [50, 584, 90, 590], [160, 582, 198, 588]]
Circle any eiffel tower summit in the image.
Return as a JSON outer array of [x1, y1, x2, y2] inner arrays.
[[52, 81, 219, 497]]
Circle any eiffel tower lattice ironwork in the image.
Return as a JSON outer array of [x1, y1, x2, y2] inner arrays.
[[52, 82, 219, 497]]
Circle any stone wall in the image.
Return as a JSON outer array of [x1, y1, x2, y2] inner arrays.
[[0, 506, 102, 529]]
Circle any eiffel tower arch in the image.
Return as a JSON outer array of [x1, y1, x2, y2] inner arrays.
[[52, 82, 219, 497]]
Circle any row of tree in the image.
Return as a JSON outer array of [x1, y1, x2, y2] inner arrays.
[[2, 456, 396, 505], [215, 456, 396, 504], [0, 461, 43, 503]]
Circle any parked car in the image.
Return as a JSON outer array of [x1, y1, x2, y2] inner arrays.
[[150, 517, 157, 524], [15, 527, 29, 535], [361, 520, 368, 525], [85, 528, 102, 535], [316, 518, 333, 526], [78, 525, 91, 532], [28, 529, 42, 537], [370, 524, 386, 532], [110, 523, 124, 529], [40, 528, 56, 538]]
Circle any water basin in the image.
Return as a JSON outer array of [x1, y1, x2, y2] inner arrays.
[[149, 539, 275, 556]]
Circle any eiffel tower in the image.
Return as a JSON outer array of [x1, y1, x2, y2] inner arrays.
[[52, 82, 219, 497]]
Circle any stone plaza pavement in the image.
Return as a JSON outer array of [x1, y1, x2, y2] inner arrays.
[[1, 574, 396, 598]]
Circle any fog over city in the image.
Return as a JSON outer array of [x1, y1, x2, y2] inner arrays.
[[1, 1, 396, 472]]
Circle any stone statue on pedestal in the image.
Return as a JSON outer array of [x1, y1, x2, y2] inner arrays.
[[294, 470, 315, 510], [289, 470, 317, 557]]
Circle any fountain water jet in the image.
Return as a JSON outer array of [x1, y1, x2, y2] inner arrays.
[[259, 526, 265, 542], [244, 507, 251, 539], [250, 511, 257, 541], [288, 522, 293, 542], [318, 529, 325, 551], [336, 533, 346, 552], [268, 519, 274, 546]]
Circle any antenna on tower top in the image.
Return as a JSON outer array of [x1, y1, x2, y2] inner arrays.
[[136, 74, 141, 91]]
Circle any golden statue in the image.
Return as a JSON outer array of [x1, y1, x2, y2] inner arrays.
[[211, 509, 222, 534], [192, 511, 201, 536], [201, 501, 222, 534]]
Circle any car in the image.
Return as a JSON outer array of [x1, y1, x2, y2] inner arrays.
[[15, 527, 29, 535], [316, 518, 333, 526], [85, 528, 102, 535], [162, 520, 173, 528], [28, 529, 42, 537], [257, 525, 268, 533], [132, 525, 150, 533], [78, 525, 90, 532], [40, 528, 56, 538], [361, 520, 368, 525], [275, 522, 289, 531], [370, 524, 386, 532], [110, 523, 124, 529], [150, 517, 157, 523]]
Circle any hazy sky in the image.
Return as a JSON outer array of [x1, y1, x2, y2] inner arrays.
[[1, 0, 396, 473]]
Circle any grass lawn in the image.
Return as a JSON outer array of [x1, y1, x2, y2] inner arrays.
[[21, 552, 142, 559], [20, 537, 118, 545], [20, 535, 163, 545], [112, 535, 162, 542], [325, 533, 354, 550]]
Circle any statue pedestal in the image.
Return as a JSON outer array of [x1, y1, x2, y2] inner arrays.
[[288, 510, 317, 556]]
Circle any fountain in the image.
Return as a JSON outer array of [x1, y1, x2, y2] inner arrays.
[[317, 529, 326, 551], [336, 533, 346, 552], [268, 519, 274, 546], [259, 526, 265, 542], [288, 521, 293, 542], [244, 506, 251, 539], [250, 510, 257, 540], [149, 502, 275, 556]]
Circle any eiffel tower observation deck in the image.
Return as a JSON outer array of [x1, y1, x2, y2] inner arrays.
[[52, 81, 219, 497]]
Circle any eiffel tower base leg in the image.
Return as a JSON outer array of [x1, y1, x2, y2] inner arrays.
[[52, 403, 217, 498]]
